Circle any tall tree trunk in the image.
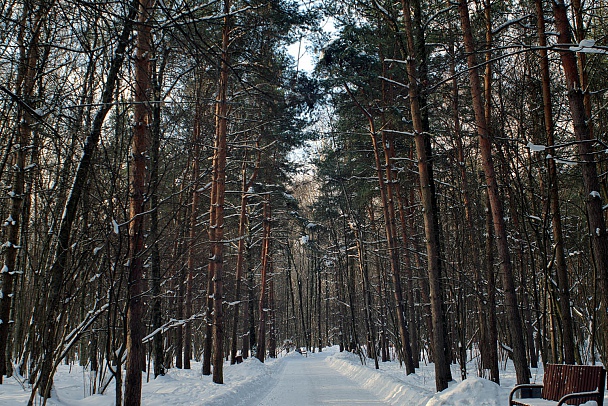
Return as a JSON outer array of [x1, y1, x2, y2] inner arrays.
[[509, 200, 539, 368], [230, 148, 260, 364], [414, 0, 452, 376], [257, 198, 271, 362], [369, 206, 391, 363], [241, 238, 255, 359], [477, 0, 499, 381], [150, 47, 168, 379], [210, 0, 230, 383], [448, 37, 493, 380], [285, 242, 299, 348], [484, 191, 500, 382], [401, 0, 451, 390], [552, 0, 608, 362], [268, 260, 277, 358], [391, 183, 419, 367], [378, 61, 418, 358], [202, 265, 213, 375], [534, 0, 575, 364], [344, 83, 415, 374], [332, 169, 365, 357], [184, 80, 204, 371], [570, 0, 591, 122], [294, 246, 309, 351], [125, 1, 154, 403], [176, 268, 184, 369], [230, 162, 248, 365], [355, 208, 378, 369], [457, 0, 530, 384], [317, 246, 322, 353], [0, 0, 49, 383], [33, 3, 137, 401]]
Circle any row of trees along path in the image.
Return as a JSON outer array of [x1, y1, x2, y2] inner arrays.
[[1, 0, 608, 404]]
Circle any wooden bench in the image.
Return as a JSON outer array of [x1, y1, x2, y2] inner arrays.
[[509, 364, 606, 406]]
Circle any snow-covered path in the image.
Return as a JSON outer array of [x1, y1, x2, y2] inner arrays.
[[255, 352, 389, 405], [0, 346, 549, 405]]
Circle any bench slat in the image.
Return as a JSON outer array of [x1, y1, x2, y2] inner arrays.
[[543, 364, 560, 401], [542, 364, 605, 405]]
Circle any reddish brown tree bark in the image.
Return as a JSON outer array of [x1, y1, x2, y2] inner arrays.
[[552, 0, 608, 362], [457, 0, 530, 384], [268, 260, 277, 358], [535, 0, 575, 365], [257, 197, 271, 362], [203, 262, 214, 375], [125, 0, 154, 404], [209, 0, 231, 383]]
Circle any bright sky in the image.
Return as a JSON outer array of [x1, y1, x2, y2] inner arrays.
[[287, 39, 316, 73], [286, 14, 337, 73]]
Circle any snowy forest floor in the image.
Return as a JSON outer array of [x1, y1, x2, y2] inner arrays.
[[0, 347, 603, 405]]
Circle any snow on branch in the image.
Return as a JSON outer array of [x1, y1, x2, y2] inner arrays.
[[383, 58, 407, 65], [159, 1, 253, 29], [142, 313, 204, 343], [491, 14, 533, 36], [526, 142, 546, 152], [569, 39, 608, 54], [59, 303, 109, 361], [378, 76, 408, 88]]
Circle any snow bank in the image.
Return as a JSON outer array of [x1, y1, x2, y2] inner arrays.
[[426, 376, 508, 406], [325, 350, 433, 405], [0, 355, 283, 406], [324, 348, 513, 406], [1, 348, 603, 405]]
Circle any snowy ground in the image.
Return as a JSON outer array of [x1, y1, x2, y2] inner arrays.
[[0, 348, 604, 405]]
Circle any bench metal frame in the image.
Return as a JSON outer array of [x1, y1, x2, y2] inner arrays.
[[509, 364, 606, 406]]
